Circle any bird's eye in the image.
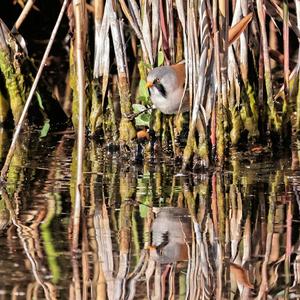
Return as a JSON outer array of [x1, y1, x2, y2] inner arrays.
[[154, 78, 160, 84]]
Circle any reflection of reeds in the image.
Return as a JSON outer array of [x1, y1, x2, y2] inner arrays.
[[2, 188, 57, 300], [87, 157, 300, 299], [1, 135, 300, 298]]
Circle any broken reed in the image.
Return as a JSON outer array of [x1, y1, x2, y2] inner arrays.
[[1, 0, 299, 167]]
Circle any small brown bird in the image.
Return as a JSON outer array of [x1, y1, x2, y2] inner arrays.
[[146, 63, 189, 114]]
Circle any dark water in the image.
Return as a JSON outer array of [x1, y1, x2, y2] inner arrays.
[[0, 129, 300, 299]]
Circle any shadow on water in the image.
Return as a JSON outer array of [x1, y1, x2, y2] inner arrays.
[[0, 129, 300, 299]]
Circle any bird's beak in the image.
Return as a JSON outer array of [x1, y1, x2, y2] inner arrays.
[[146, 81, 153, 88]]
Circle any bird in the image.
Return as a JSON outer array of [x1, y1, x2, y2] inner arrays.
[[146, 62, 189, 115], [145, 13, 255, 115]]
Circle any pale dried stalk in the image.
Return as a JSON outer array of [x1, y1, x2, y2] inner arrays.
[[120, 20, 129, 80], [167, 0, 175, 62], [94, 0, 104, 23], [228, 0, 242, 145], [215, 0, 229, 163], [257, 0, 280, 130], [72, 0, 87, 250], [109, 0, 128, 77], [283, 1, 289, 99], [141, 0, 153, 64], [240, 0, 249, 75], [94, 0, 110, 78], [92, 0, 110, 134], [152, 0, 160, 59], [211, 0, 220, 153], [13, 0, 37, 31], [219, 0, 229, 109], [119, 0, 154, 65], [295, 0, 300, 131], [108, 0, 136, 143]]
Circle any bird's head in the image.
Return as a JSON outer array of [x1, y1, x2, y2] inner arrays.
[[146, 66, 178, 98]]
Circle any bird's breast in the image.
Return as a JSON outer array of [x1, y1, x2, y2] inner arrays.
[[150, 87, 187, 114]]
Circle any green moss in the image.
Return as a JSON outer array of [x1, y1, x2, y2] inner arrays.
[[247, 83, 258, 122], [246, 84, 259, 139], [106, 92, 118, 141], [0, 50, 26, 124], [69, 45, 79, 129], [152, 110, 161, 137], [297, 77, 300, 131], [118, 75, 136, 144], [119, 118, 136, 143], [216, 103, 225, 163], [197, 140, 208, 162], [238, 84, 259, 140], [0, 90, 9, 124], [182, 131, 196, 166], [0, 129, 8, 161], [229, 106, 242, 146], [265, 70, 281, 131], [6, 143, 26, 196], [89, 80, 103, 135]]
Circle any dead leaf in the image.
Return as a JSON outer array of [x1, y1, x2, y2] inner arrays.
[[228, 13, 253, 45]]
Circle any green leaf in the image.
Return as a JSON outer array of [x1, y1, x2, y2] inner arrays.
[[133, 103, 147, 113], [132, 104, 151, 126], [158, 51, 164, 66], [40, 119, 50, 138], [136, 113, 150, 127], [137, 96, 148, 103], [139, 203, 149, 218], [137, 79, 150, 104], [140, 61, 152, 70], [36, 91, 44, 110]]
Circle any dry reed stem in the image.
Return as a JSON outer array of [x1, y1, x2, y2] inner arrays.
[[72, 0, 87, 251], [93, 0, 110, 78], [13, 0, 37, 31], [283, 1, 290, 100], [296, 0, 300, 131], [257, 0, 280, 130]]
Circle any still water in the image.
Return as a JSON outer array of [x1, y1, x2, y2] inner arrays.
[[0, 128, 300, 299]]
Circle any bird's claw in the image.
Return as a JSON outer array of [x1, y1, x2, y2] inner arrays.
[[124, 112, 136, 121], [123, 107, 152, 121]]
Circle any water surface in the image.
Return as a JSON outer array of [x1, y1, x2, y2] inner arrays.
[[0, 130, 299, 299]]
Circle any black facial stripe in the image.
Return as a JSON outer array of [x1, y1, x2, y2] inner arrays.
[[154, 82, 167, 98]]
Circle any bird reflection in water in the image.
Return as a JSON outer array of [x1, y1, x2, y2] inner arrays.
[[149, 207, 192, 264]]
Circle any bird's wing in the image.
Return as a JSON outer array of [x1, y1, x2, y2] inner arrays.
[[171, 63, 185, 87]]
